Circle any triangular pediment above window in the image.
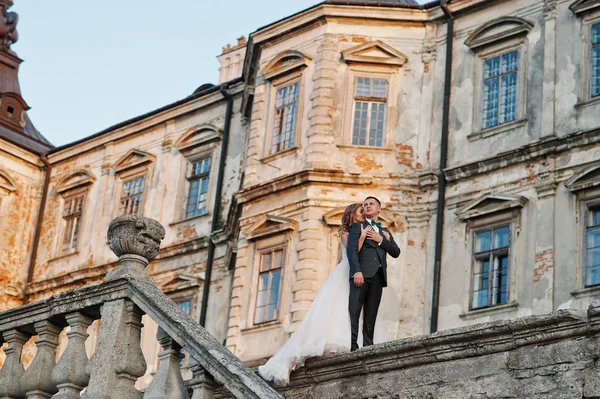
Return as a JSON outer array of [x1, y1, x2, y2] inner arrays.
[[342, 40, 408, 66], [56, 169, 96, 194], [246, 215, 298, 241], [0, 168, 17, 192], [570, 0, 600, 15], [156, 272, 204, 293], [465, 17, 534, 51], [456, 193, 528, 221], [565, 165, 600, 192], [262, 50, 312, 81], [175, 124, 222, 154], [113, 149, 155, 173], [322, 206, 394, 228]]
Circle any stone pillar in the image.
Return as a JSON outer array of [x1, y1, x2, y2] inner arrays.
[[397, 212, 430, 338], [21, 320, 62, 399], [143, 328, 189, 399], [541, 0, 557, 138], [189, 364, 217, 399], [291, 211, 321, 330], [225, 240, 248, 354], [0, 329, 29, 399], [305, 34, 337, 169], [51, 312, 94, 399], [244, 84, 266, 188], [532, 181, 557, 315]]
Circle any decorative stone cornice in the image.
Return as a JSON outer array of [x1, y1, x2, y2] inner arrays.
[[456, 193, 528, 221], [174, 123, 222, 154], [262, 50, 311, 81], [445, 128, 600, 182], [0, 166, 17, 191], [569, 0, 600, 15], [112, 148, 156, 174], [465, 16, 534, 52], [236, 169, 373, 204], [245, 215, 298, 241], [55, 169, 96, 194], [341, 40, 408, 66], [565, 164, 600, 192]]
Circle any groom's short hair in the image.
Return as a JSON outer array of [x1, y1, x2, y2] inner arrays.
[[364, 196, 381, 206]]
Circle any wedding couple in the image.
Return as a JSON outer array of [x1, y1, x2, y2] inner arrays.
[[258, 196, 401, 387]]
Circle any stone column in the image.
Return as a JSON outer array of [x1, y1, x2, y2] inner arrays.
[[21, 320, 62, 399], [0, 329, 30, 399], [532, 181, 557, 315], [51, 312, 94, 399], [541, 0, 557, 138], [189, 364, 217, 399], [143, 328, 189, 399]]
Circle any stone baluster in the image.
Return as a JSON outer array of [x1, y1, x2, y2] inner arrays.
[[0, 329, 30, 399], [21, 320, 62, 399], [189, 363, 217, 399], [143, 328, 189, 399], [51, 312, 94, 399], [83, 299, 146, 399], [84, 215, 165, 399]]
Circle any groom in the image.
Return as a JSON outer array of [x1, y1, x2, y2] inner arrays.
[[347, 196, 401, 351]]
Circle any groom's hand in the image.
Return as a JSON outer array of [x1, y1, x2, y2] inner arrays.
[[365, 229, 383, 243], [353, 272, 364, 287]]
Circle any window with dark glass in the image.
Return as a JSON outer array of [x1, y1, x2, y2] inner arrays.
[[254, 248, 284, 324], [186, 158, 211, 218], [481, 51, 519, 129], [271, 82, 299, 154], [586, 206, 600, 286], [591, 23, 600, 98], [61, 194, 85, 254], [178, 300, 191, 315], [352, 77, 387, 147], [472, 225, 510, 309], [119, 176, 145, 215]]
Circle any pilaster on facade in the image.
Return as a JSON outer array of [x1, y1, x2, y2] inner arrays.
[[305, 35, 338, 169], [226, 241, 248, 354], [541, 0, 558, 138], [243, 87, 266, 189]]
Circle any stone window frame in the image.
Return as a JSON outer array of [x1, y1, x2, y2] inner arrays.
[[173, 124, 222, 224], [339, 41, 406, 150], [112, 149, 155, 218], [456, 193, 527, 318], [52, 169, 96, 259], [465, 17, 533, 141], [260, 51, 311, 162], [253, 244, 287, 325], [564, 164, 600, 292], [241, 215, 296, 332], [570, 1, 600, 107]]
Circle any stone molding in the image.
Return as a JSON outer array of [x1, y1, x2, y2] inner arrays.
[[445, 128, 600, 181], [55, 169, 96, 194], [465, 16, 534, 51], [456, 193, 528, 221], [570, 0, 600, 15], [341, 40, 408, 66]]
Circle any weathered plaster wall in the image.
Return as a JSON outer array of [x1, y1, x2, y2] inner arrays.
[[0, 140, 45, 311]]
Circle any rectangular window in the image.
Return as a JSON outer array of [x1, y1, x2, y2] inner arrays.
[[254, 248, 284, 324], [119, 176, 145, 215], [586, 206, 600, 286], [591, 23, 600, 98], [271, 82, 299, 154], [178, 300, 191, 315], [471, 225, 510, 309], [481, 51, 519, 129], [186, 158, 211, 218], [61, 194, 85, 254], [352, 77, 388, 147]]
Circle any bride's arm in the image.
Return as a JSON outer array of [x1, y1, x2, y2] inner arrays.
[[341, 231, 348, 248]]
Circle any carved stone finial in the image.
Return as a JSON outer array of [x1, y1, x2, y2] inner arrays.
[[106, 215, 165, 284], [0, 1, 18, 52]]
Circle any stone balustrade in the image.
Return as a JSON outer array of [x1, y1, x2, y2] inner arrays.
[[0, 215, 282, 399]]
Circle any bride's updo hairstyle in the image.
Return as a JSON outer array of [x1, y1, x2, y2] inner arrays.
[[340, 203, 361, 234]]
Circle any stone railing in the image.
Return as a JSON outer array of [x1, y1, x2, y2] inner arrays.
[[0, 215, 282, 399]]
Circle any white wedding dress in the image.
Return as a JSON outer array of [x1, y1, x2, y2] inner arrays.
[[258, 241, 386, 387]]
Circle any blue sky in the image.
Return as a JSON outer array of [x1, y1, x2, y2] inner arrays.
[[14, 1, 427, 147]]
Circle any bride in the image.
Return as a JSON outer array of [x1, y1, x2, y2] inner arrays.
[[258, 203, 388, 387]]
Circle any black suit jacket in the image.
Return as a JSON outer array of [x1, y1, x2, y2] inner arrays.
[[347, 221, 401, 287]]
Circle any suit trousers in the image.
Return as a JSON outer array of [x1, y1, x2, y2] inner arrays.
[[348, 267, 385, 351]]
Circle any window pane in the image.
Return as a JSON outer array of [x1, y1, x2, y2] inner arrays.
[[368, 103, 386, 147], [472, 258, 490, 308], [258, 273, 269, 291], [356, 77, 371, 97], [593, 23, 600, 45], [352, 102, 369, 145], [501, 51, 519, 73], [494, 254, 509, 304], [499, 72, 517, 124], [482, 78, 499, 128], [261, 253, 272, 272], [588, 229, 600, 250], [271, 82, 298, 154], [591, 208, 600, 227], [273, 250, 283, 269], [484, 56, 500, 79], [372, 79, 388, 98], [254, 306, 265, 324], [178, 300, 191, 314], [493, 226, 509, 249], [592, 45, 600, 98], [256, 289, 267, 308], [586, 264, 600, 286], [475, 231, 491, 253], [266, 303, 278, 322]]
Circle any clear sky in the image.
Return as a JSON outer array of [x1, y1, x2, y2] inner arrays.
[[13, 0, 427, 147]]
